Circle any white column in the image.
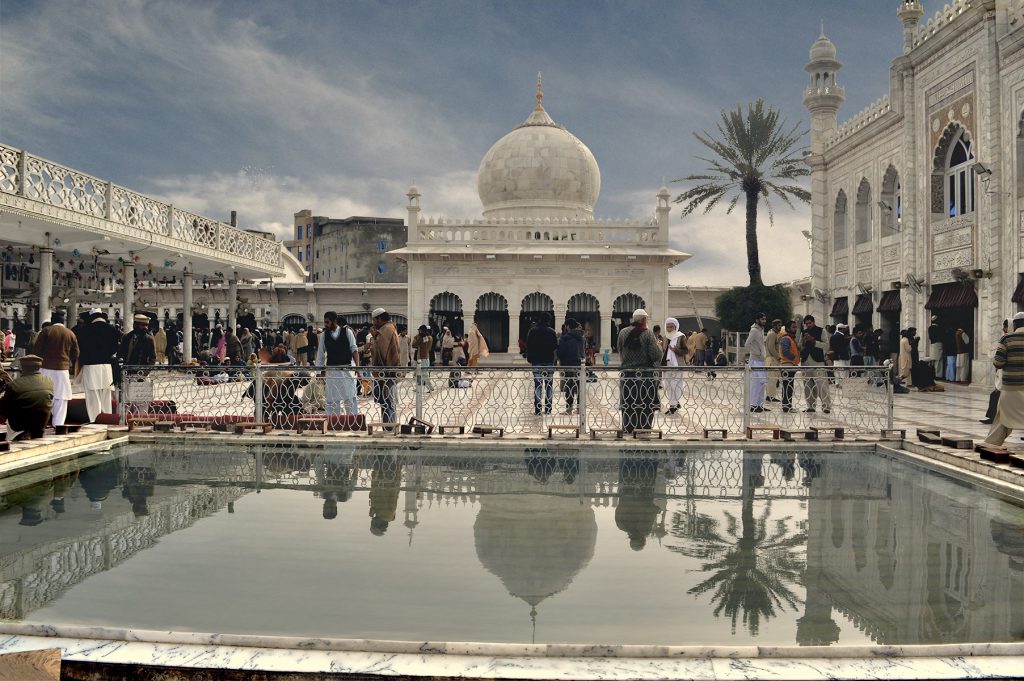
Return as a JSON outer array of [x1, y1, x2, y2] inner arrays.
[[228, 276, 238, 331], [123, 262, 135, 324], [38, 246, 53, 328], [183, 271, 193, 362]]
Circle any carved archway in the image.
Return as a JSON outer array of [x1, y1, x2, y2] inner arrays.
[[475, 292, 509, 352]]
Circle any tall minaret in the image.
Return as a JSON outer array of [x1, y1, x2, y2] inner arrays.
[[802, 27, 845, 155], [803, 27, 844, 320], [897, 1, 924, 54]]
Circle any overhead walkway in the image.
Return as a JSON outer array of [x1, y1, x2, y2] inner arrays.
[[0, 142, 303, 334]]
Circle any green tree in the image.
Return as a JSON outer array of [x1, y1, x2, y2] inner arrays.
[[674, 100, 810, 288], [714, 284, 792, 333]]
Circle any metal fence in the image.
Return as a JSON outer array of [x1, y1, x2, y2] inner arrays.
[[120, 363, 893, 437]]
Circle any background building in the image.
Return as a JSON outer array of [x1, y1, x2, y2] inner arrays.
[[284, 211, 407, 283], [805, 0, 1024, 384], [391, 82, 689, 352]]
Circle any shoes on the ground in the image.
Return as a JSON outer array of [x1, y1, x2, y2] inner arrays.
[[563, 409, 573, 415], [980, 418, 993, 424], [822, 409, 831, 414], [803, 408, 816, 413], [666, 406, 678, 415], [750, 406, 768, 413]]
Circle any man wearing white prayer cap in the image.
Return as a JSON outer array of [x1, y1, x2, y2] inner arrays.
[[31, 310, 78, 428]]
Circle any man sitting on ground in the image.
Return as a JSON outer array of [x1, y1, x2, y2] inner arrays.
[[0, 355, 53, 440]]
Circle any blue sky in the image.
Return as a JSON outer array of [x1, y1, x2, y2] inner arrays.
[[1, 1, 906, 285]]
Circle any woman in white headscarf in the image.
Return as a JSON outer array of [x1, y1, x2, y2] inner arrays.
[[662, 318, 687, 414]]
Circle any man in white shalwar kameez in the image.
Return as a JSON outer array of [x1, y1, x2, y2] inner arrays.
[[75, 309, 120, 421], [662, 318, 686, 415], [32, 311, 78, 428]]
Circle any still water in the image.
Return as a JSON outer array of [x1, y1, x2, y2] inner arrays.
[[0, 443, 1021, 646]]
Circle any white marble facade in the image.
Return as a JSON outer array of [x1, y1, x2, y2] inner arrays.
[[806, 0, 1024, 383], [391, 82, 689, 350]]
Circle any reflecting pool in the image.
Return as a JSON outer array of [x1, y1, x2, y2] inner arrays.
[[0, 443, 1021, 646]]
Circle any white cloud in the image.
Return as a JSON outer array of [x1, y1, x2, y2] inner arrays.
[[668, 204, 812, 288]]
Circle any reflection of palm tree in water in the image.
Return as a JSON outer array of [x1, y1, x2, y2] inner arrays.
[[669, 454, 806, 635]]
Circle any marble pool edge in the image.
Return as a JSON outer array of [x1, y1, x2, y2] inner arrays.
[[0, 624, 1022, 680]]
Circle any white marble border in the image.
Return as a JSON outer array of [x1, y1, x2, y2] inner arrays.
[[0, 631, 1021, 679]]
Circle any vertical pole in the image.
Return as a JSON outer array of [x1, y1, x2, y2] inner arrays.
[[255, 364, 264, 425], [886, 367, 894, 430], [742, 364, 751, 432], [578, 358, 587, 434], [118, 379, 128, 425], [38, 240, 53, 328], [182, 270, 193, 362], [414, 360, 424, 421], [228, 276, 238, 331], [123, 261, 135, 324]]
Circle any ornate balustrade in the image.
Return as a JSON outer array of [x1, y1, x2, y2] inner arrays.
[[0, 143, 282, 271], [412, 216, 661, 245]]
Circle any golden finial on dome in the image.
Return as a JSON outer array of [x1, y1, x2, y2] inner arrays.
[[536, 71, 544, 111]]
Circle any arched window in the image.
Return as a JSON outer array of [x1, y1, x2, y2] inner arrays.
[[855, 179, 871, 244], [946, 129, 975, 217], [833, 190, 847, 250], [880, 166, 901, 238]]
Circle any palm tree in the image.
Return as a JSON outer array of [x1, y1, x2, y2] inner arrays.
[[668, 455, 806, 636], [674, 100, 810, 287]]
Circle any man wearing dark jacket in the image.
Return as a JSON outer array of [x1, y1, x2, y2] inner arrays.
[[75, 310, 120, 421], [556, 318, 585, 414], [526, 315, 558, 415]]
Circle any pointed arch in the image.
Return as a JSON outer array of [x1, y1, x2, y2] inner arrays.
[[833, 190, 848, 251], [429, 291, 464, 337], [880, 165, 901, 237], [855, 178, 871, 244], [567, 292, 601, 349], [475, 292, 509, 353], [612, 293, 646, 314]]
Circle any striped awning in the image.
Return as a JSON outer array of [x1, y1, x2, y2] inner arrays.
[[852, 293, 873, 315], [830, 296, 849, 318], [925, 283, 978, 310], [877, 290, 901, 313]]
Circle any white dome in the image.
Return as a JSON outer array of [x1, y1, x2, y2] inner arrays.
[[477, 106, 601, 220], [809, 33, 837, 62]]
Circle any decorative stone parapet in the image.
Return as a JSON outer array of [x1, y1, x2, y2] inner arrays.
[[0, 143, 282, 270]]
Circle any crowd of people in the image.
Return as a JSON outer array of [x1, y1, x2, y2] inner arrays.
[[0, 304, 925, 439]]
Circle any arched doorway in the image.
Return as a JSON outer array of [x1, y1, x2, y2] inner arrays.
[[281, 313, 307, 331], [430, 292, 464, 338], [612, 293, 645, 351], [520, 292, 554, 342], [475, 292, 509, 353], [236, 312, 257, 332], [566, 292, 600, 350], [177, 312, 210, 330]]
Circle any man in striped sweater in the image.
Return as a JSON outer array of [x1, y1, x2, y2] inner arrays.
[[984, 312, 1024, 446]]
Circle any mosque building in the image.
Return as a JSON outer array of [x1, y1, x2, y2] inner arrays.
[[805, 0, 1024, 382], [391, 78, 689, 351]]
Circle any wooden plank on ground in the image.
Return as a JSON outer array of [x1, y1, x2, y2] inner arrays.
[[0, 648, 60, 681]]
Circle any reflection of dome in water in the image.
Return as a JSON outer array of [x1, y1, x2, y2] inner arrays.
[[474, 491, 597, 610], [476, 78, 601, 220]]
